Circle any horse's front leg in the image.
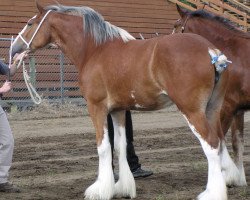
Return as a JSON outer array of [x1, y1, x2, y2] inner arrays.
[[111, 111, 136, 198], [85, 104, 115, 200], [231, 111, 247, 186]]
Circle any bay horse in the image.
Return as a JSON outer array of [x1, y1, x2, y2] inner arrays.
[[174, 5, 250, 187], [11, 2, 232, 200]]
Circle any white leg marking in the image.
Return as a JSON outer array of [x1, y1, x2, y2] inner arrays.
[[112, 116, 136, 198], [85, 128, 115, 200], [183, 115, 227, 200], [220, 141, 243, 186]]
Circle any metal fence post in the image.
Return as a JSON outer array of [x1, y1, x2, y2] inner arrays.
[[60, 52, 65, 104], [29, 57, 36, 87]]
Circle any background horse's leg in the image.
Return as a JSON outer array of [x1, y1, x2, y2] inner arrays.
[[220, 140, 241, 186], [183, 111, 227, 200], [231, 111, 247, 186], [111, 111, 136, 198], [220, 105, 246, 186], [85, 104, 115, 200]]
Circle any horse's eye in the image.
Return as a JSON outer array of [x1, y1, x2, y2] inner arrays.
[[27, 21, 33, 27]]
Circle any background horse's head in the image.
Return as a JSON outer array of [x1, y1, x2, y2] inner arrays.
[[11, 1, 52, 59], [174, 5, 250, 39], [173, 5, 192, 33], [173, 5, 208, 34]]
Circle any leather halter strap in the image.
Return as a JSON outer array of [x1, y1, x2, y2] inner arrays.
[[172, 16, 190, 34]]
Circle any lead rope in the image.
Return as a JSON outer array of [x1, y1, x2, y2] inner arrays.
[[22, 60, 42, 104], [9, 40, 42, 105]]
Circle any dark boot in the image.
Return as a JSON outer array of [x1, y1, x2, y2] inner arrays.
[[115, 167, 153, 180], [132, 167, 153, 178]]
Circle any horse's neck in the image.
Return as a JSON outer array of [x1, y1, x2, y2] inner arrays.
[[188, 19, 239, 50], [51, 14, 97, 70]]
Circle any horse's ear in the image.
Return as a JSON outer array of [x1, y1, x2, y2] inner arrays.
[[36, 0, 45, 13], [176, 4, 189, 18]]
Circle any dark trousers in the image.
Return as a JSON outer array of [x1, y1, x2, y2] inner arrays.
[[108, 111, 141, 172]]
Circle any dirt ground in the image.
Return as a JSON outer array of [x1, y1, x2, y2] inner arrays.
[[1, 106, 250, 200]]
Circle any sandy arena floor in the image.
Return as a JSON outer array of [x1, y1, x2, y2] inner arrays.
[[1, 107, 249, 200]]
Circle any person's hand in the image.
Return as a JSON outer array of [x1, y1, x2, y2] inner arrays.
[[11, 51, 28, 67], [9, 52, 28, 76], [0, 81, 12, 93], [13, 52, 27, 64]]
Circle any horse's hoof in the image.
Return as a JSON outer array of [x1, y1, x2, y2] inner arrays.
[[85, 180, 114, 200], [197, 189, 227, 200], [226, 179, 248, 187], [114, 180, 136, 199]]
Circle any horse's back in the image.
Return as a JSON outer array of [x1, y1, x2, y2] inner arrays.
[[159, 33, 215, 54]]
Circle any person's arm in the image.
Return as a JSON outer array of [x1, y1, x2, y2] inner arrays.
[[0, 60, 10, 76], [0, 53, 27, 77]]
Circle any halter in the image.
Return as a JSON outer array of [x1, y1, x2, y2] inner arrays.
[[8, 11, 52, 105], [17, 10, 52, 49], [172, 16, 190, 34]]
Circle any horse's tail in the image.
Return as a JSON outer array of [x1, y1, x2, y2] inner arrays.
[[208, 48, 231, 83], [205, 48, 230, 139], [209, 48, 232, 73]]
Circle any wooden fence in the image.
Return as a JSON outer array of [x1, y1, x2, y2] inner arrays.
[[169, 0, 250, 32], [0, 0, 179, 38], [0, 0, 180, 106]]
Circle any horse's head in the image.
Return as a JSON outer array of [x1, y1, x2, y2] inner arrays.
[[11, 1, 52, 59], [173, 5, 209, 35], [173, 5, 195, 34], [172, 5, 192, 34], [173, 5, 206, 34]]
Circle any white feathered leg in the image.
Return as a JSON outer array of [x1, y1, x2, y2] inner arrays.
[[183, 115, 227, 200], [85, 128, 115, 200], [220, 141, 243, 186], [111, 111, 136, 198]]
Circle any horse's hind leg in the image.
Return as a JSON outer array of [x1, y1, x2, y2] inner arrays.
[[231, 111, 247, 186], [183, 111, 227, 200], [207, 105, 241, 187], [111, 111, 136, 198]]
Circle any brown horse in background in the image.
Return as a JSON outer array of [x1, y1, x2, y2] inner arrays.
[[11, 2, 231, 200], [174, 5, 250, 187]]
